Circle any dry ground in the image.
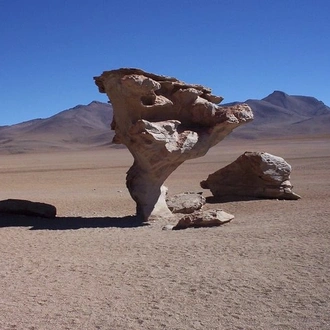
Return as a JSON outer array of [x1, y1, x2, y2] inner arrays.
[[0, 137, 329, 330]]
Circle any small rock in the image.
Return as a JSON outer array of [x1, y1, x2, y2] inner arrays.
[[162, 224, 174, 230], [166, 192, 206, 214], [173, 209, 234, 230]]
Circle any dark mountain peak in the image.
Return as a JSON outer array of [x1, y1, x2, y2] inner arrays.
[[69, 104, 86, 111], [232, 91, 291, 107], [88, 100, 107, 106], [66, 101, 111, 111], [265, 90, 288, 98], [259, 91, 330, 117], [262, 90, 290, 106]]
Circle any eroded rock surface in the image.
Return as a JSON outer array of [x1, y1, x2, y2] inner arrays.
[[166, 192, 206, 214], [173, 209, 234, 230], [94, 68, 253, 221], [201, 151, 301, 200], [0, 199, 57, 218]]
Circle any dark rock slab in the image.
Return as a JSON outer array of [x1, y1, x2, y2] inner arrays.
[[0, 199, 56, 218]]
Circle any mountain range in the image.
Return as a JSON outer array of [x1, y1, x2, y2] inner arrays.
[[0, 101, 113, 154], [0, 91, 329, 154], [230, 91, 330, 139]]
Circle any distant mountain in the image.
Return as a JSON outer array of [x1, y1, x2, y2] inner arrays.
[[0, 101, 114, 153], [0, 92, 329, 154], [229, 91, 330, 139]]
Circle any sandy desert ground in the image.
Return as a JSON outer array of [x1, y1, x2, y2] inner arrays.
[[0, 137, 329, 330]]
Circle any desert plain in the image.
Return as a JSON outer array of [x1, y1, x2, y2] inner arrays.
[[0, 136, 329, 330]]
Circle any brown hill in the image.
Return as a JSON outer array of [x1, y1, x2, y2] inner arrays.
[[0, 101, 114, 154], [0, 92, 329, 153]]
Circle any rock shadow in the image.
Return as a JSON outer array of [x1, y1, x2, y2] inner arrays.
[[0, 214, 148, 230], [206, 195, 261, 204]]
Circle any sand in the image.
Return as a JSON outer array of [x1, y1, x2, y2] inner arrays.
[[0, 138, 329, 330]]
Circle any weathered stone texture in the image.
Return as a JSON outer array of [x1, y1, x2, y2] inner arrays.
[[94, 68, 253, 221], [201, 152, 301, 200], [166, 192, 206, 214], [173, 209, 234, 230]]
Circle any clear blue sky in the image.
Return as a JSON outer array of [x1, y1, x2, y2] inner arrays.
[[1, 0, 329, 125]]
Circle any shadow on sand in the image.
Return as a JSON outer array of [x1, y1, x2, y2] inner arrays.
[[205, 195, 261, 204], [0, 214, 148, 230]]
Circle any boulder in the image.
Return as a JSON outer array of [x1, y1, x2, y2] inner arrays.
[[0, 199, 57, 218], [94, 68, 253, 221], [173, 209, 234, 230], [201, 151, 301, 200], [166, 192, 206, 214]]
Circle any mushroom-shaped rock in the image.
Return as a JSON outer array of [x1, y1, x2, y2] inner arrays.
[[94, 68, 253, 221], [201, 151, 301, 200]]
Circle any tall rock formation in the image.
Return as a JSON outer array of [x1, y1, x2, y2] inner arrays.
[[94, 68, 253, 221]]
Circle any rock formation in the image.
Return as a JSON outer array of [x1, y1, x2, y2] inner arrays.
[[0, 199, 57, 218], [173, 209, 234, 230], [166, 192, 206, 214], [201, 152, 301, 200], [94, 68, 253, 221]]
